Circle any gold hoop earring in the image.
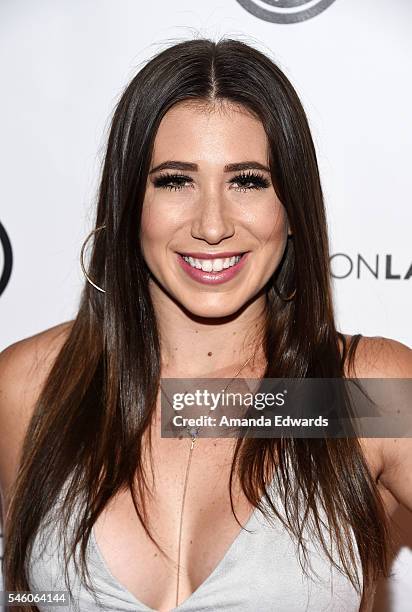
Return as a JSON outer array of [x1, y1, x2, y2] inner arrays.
[[273, 234, 296, 301], [279, 287, 296, 302], [80, 225, 106, 293], [272, 281, 296, 302], [273, 282, 296, 302]]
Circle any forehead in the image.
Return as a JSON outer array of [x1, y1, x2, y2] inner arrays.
[[151, 100, 269, 166]]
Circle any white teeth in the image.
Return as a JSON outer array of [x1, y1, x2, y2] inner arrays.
[[202, 260, 213, 272], [188, 257, 200, 269], [212, 258, 224, 272], [182, 254, 242, 272]]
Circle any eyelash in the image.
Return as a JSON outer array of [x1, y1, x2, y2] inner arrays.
[[152, 170, 270, 192]]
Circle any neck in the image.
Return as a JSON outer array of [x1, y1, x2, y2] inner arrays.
[[150, 282, 268, 379]]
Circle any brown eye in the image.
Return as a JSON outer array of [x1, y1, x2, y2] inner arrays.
[[153, 173, 194, 191], [229, 171, 270, 192]]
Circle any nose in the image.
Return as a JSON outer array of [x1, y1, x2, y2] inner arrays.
[[190, 192, 235, 245]]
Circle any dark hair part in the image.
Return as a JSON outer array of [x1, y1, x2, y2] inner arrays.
[[3, 37, 391, 609]]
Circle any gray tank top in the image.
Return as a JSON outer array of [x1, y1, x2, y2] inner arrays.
[[28, 475, 363, 611]]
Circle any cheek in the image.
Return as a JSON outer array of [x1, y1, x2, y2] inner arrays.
[[141, 196, 165, 244], [253, 203, 289, 250], [140, 204, 163, 264], [140, 200, 181, 270]]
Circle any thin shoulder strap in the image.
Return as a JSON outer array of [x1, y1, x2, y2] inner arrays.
[[345, 334, 363, 376]]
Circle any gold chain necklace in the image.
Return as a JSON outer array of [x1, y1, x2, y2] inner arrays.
[[160, 351, 257, 607]]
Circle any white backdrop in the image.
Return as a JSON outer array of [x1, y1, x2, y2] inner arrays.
[[0, 1, 411, 610]]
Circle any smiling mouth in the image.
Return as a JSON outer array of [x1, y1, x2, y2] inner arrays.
[[177, 252, 247, 273]]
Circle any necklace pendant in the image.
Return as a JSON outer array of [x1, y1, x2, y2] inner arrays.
[[186, 425, 200, 438]]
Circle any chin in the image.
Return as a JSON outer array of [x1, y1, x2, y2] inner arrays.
[[179, 296, 248, 320]]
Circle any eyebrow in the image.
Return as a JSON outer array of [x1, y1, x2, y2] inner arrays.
[[148, 160, 271, 174]]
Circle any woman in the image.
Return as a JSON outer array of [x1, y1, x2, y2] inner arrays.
[[1, 38, 411, 612]]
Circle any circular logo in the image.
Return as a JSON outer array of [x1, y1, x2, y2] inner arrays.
[[236, 0, 337, 23], [0, 221, 13, 297]]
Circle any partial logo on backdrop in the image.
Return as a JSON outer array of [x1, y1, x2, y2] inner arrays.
[[235, 0, 337, 24], [0, 221, 13, 296], [331, 253, 412, 280]]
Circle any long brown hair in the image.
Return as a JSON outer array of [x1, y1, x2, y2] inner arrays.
[[3, 38, 391, 609]]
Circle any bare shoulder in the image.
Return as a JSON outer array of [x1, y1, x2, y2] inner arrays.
[[340, 333, 412, 378], [340, 333, 412, 515], [0, 320, 75, 408], [0, 320, 75, 505]]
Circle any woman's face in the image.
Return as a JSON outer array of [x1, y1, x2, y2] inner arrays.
[[141, 100, 290, 318]]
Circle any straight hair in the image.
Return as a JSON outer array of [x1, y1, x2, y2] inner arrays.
[[3, 38, 392, 609]]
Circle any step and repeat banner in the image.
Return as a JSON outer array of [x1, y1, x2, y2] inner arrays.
[[0, 1, 411, 610]]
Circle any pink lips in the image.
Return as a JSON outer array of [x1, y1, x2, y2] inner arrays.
[[177, 252, 249, 285]]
